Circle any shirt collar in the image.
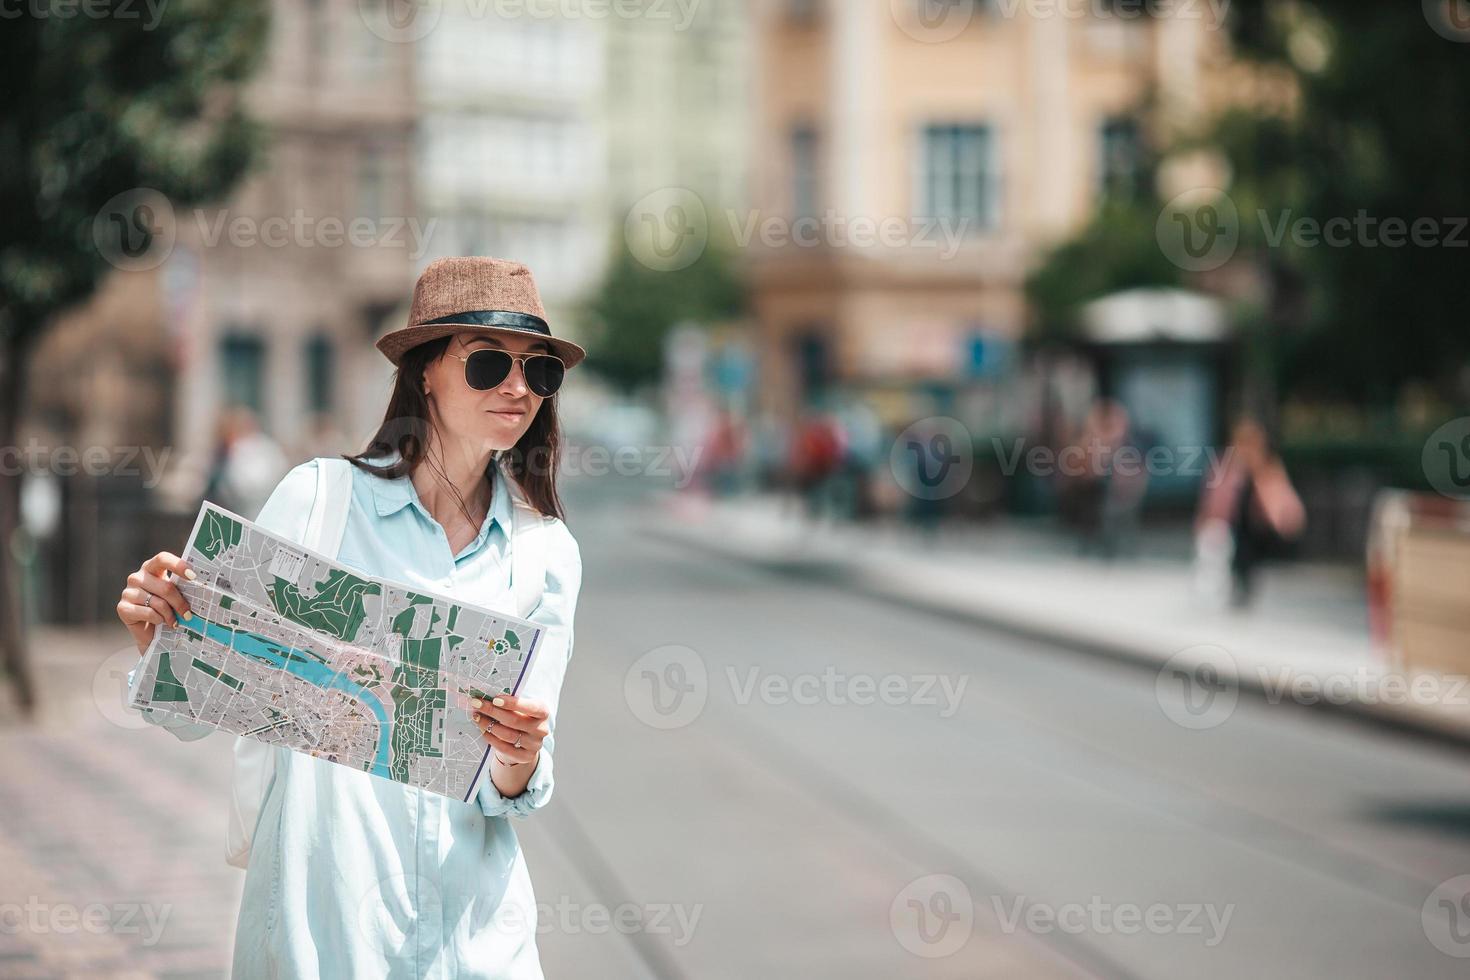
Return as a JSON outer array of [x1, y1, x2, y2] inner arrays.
[[365, 450, 514, 544]]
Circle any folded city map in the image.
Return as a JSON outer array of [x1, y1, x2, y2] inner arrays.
[[128, 501, 543, 802]]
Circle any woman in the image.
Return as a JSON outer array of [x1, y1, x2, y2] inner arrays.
[[115, 257, 586, 978], [1196, 417, 1306, 607]]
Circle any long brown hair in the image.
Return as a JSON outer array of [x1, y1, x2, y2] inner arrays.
[[344, 335, 566, 523]]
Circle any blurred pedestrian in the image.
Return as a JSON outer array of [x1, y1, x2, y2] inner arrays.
[[833, 395, 883, 519], [696, 406, 748, 497], [751, 408, 791, 493], [1196, 417, 1306, 607], [1061, 398, 1149, 559], [788, 406, 847, 521], [203, 405, 289, 520], [897, 413, 955, 541], [294, 410, 350, 462]]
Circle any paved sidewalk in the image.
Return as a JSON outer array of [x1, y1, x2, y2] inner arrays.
[[0, 627, 241, 979], [646, 492, 1470, 744]]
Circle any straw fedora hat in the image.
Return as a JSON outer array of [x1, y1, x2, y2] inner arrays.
[[376, 256, 587, 370]]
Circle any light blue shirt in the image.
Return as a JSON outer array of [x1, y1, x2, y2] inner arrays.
[[130, 454, 583, 979]]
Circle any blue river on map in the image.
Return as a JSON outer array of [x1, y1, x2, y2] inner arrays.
[[178, 615, 393, 778]]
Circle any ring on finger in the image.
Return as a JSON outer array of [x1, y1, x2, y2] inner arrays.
[[143, 593, 153, 609], [513, 734, 523, 749]]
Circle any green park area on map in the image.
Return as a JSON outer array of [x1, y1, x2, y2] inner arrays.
[[131, 503, 543, 799]]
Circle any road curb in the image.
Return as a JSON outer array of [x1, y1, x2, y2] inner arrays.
[[647, 519, 1470, 755]]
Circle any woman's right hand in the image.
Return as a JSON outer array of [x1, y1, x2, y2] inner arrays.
[[116, 551, 197, 655]]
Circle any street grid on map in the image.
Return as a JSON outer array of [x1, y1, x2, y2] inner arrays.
[[128, 501, 544, 802]]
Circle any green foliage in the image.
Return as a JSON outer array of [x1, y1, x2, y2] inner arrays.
[[1024, 200, 1183, 340], [579, 237, 746, 392], [0, 0, 269, 347], [1215, 0, 1470, 406]]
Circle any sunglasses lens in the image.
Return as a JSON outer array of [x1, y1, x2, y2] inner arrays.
[[464, 350, 513, 390], [524, 355, 565, 397]]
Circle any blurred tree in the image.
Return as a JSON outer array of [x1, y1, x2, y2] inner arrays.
[[1025, 89, 1178, 340], [1215, 1, 1470, 408], [0, 2, 268, 710], [1025, 200, 1183, 341], [580, 237, 746, 392]]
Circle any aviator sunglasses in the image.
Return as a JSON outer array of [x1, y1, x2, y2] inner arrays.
[[444, 343, 566, 397]]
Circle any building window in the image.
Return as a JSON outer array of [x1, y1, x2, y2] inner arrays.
[[916, 0, 994, 22], [305, 0, 329, 72], [785, 0, 820, 24], [305, 334, 335, 415], [220, 333, 266, 416], [790, 125, 820, 221], [358, 146, 384, 220], [1099, 117, 1143, 201], [353, 21, 384, 78], [791, 327, 831, 401], [918, 123, 998, 232]]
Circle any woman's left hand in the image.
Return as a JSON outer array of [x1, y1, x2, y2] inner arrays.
[[469, 694, 550, 766]]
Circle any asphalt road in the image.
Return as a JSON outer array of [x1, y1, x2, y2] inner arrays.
[[518, 481, 1470, 978], [6, 478, 1470, 978]]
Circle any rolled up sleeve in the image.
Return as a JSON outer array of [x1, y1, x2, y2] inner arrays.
[[129, 460, 320, 742], [477, 518, 582, 819]]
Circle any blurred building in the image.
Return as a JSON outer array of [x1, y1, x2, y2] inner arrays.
[[29, 0, 760, 507], [29, 0, 418, 507], [604, 0, 752, 212], [414, 1, 609, 334], [170, 0, 419, 488], [747, 0, 1231, 427]]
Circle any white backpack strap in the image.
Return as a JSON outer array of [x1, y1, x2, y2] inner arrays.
[[307, 457, 354, 556], [507, 472, 550, 620], [228, 456, 354, 870]]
